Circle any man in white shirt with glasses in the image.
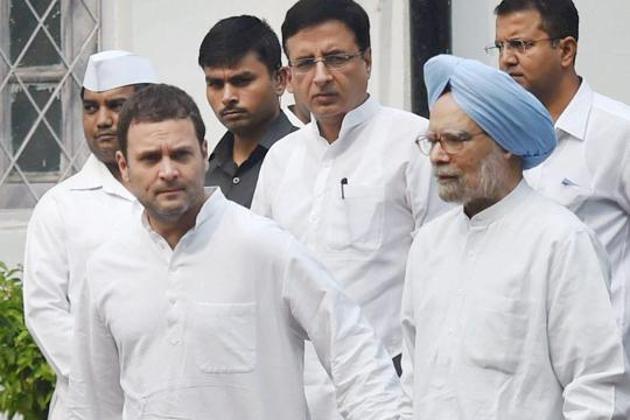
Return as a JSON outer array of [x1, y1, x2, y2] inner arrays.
[[251, 0, 446, 418], [491, 0, 630, 358]]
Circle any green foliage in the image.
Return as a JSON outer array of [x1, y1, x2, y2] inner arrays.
[[0, 261, 55, 420]]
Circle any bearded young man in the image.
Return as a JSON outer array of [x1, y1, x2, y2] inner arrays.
[[493, 0, 630, 357], [68, 84, 401, 420]]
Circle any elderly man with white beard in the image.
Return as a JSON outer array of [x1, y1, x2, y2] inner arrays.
[[399, 54, 628, 419]]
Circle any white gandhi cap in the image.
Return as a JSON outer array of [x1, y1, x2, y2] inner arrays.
[[82, 50, 158, 92]]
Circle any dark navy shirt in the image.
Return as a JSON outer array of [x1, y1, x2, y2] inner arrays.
[[205, 111, 297, 208]]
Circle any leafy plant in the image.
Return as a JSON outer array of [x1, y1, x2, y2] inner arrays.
[[0, 262, 55, 420]]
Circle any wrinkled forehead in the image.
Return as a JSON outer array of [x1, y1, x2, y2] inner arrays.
[[429, 92, 479, 131]]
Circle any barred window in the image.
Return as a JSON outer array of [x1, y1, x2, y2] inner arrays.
[[0, 0, 101, 209]]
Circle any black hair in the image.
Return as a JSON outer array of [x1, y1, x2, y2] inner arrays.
[[495, 0, 579, 41], [117, 84, 205, 157], [198, 15, 281, 73], [281, 0, 370, 57]]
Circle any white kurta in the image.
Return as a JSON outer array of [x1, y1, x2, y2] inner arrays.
[[524, 81, 630, 355], [68, 188, 401, 420], [400, 181, 627, 420], [22, 154, 138, 420], [252, 96, 447, 419]]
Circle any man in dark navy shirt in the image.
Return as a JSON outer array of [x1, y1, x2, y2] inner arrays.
[[199, 15, 297, 208]]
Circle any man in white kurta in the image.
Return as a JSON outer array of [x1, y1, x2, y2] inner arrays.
[[252, 2, 446, 418], [69, 83, 401, 420], [400, 54, 627, 419], [22, 50, 157, 419], [494, 0, 630, 354]]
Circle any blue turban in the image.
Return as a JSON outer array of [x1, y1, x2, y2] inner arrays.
[[423, 54, 556, 169]]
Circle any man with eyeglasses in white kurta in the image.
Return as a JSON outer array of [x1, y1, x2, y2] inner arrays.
[[251, 1, 448, 419]]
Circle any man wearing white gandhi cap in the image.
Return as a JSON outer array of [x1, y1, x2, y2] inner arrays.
[[22, 50, 157, 419]]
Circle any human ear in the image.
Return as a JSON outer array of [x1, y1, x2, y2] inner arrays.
[[116, 150, 130, 183], [558, 36, 578, 68]]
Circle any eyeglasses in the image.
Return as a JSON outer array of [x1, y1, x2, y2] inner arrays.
[[415, 130, 485, 156], [484, 38, 559, 56], [289, 51, 364, 74]]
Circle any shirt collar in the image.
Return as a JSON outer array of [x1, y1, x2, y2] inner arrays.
[[259, 111, 295, 149], [463, 179, 531, 228], [209, 131, 234, 166], [69, 154, 135, 200], [210, 111, 296, 166], [310, 94, 379, 141], [555, 79, 593, 141]]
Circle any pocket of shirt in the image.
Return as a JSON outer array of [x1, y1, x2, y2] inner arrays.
[[188, 302, 256, 374], [554, 178, 593, 213], [326, 184, 385, 251], [462, 293, 528, 375]]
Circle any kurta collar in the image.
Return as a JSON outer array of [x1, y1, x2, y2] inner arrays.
[[464, 179, 531, 228], [69, 154, 135, 200], [140, 186, 229, 247], [555, 79, 593, 142], [310, 95, 379, 143]]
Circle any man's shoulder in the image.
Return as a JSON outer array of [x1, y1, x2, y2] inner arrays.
[[370, 105, 429, 137], [377, 105, 427, 123], [30, 168, 92, 216], [220, 202, 295, 258], [265, 124, 308, 158], [591, 90, 630, 122]]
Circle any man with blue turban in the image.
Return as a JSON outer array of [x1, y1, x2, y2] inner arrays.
[[399, 54, 627, 419]]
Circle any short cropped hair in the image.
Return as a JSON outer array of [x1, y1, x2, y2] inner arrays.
[[198, 15, 282, 73], [117, 84, 206, 157], [495, 0, 579, 42], [281, 0, 371, 56]]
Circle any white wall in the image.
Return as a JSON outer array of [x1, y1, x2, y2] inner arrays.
[[452, 0, 630, 104]]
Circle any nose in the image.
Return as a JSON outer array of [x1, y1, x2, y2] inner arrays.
[[158, 157, 179, 181], [221, 84, 237, 107], [498, 47, 518, 69], [429, 141, 450, 165], [312, 60, 333, 86], [96, 106, 113, 129]]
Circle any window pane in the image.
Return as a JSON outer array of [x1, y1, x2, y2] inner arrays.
[[9, 0, 61, 67], [10, 84, 62, 174]]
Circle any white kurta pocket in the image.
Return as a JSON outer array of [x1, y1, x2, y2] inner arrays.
[[326, 184, 385, 251], [462, 293, 528, 375], [188, 302, 256, 374]]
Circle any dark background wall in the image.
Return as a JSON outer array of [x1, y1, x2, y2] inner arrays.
[[409, 0, 452, 118]]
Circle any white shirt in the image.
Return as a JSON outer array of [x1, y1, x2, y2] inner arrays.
[[281, 102, 307, 128], [23, 154, 138, 419], [524, 81, 630, 353], [252, 96, 446, 355], [68, 189, 401, 420], [400, 181, 626, 420]]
